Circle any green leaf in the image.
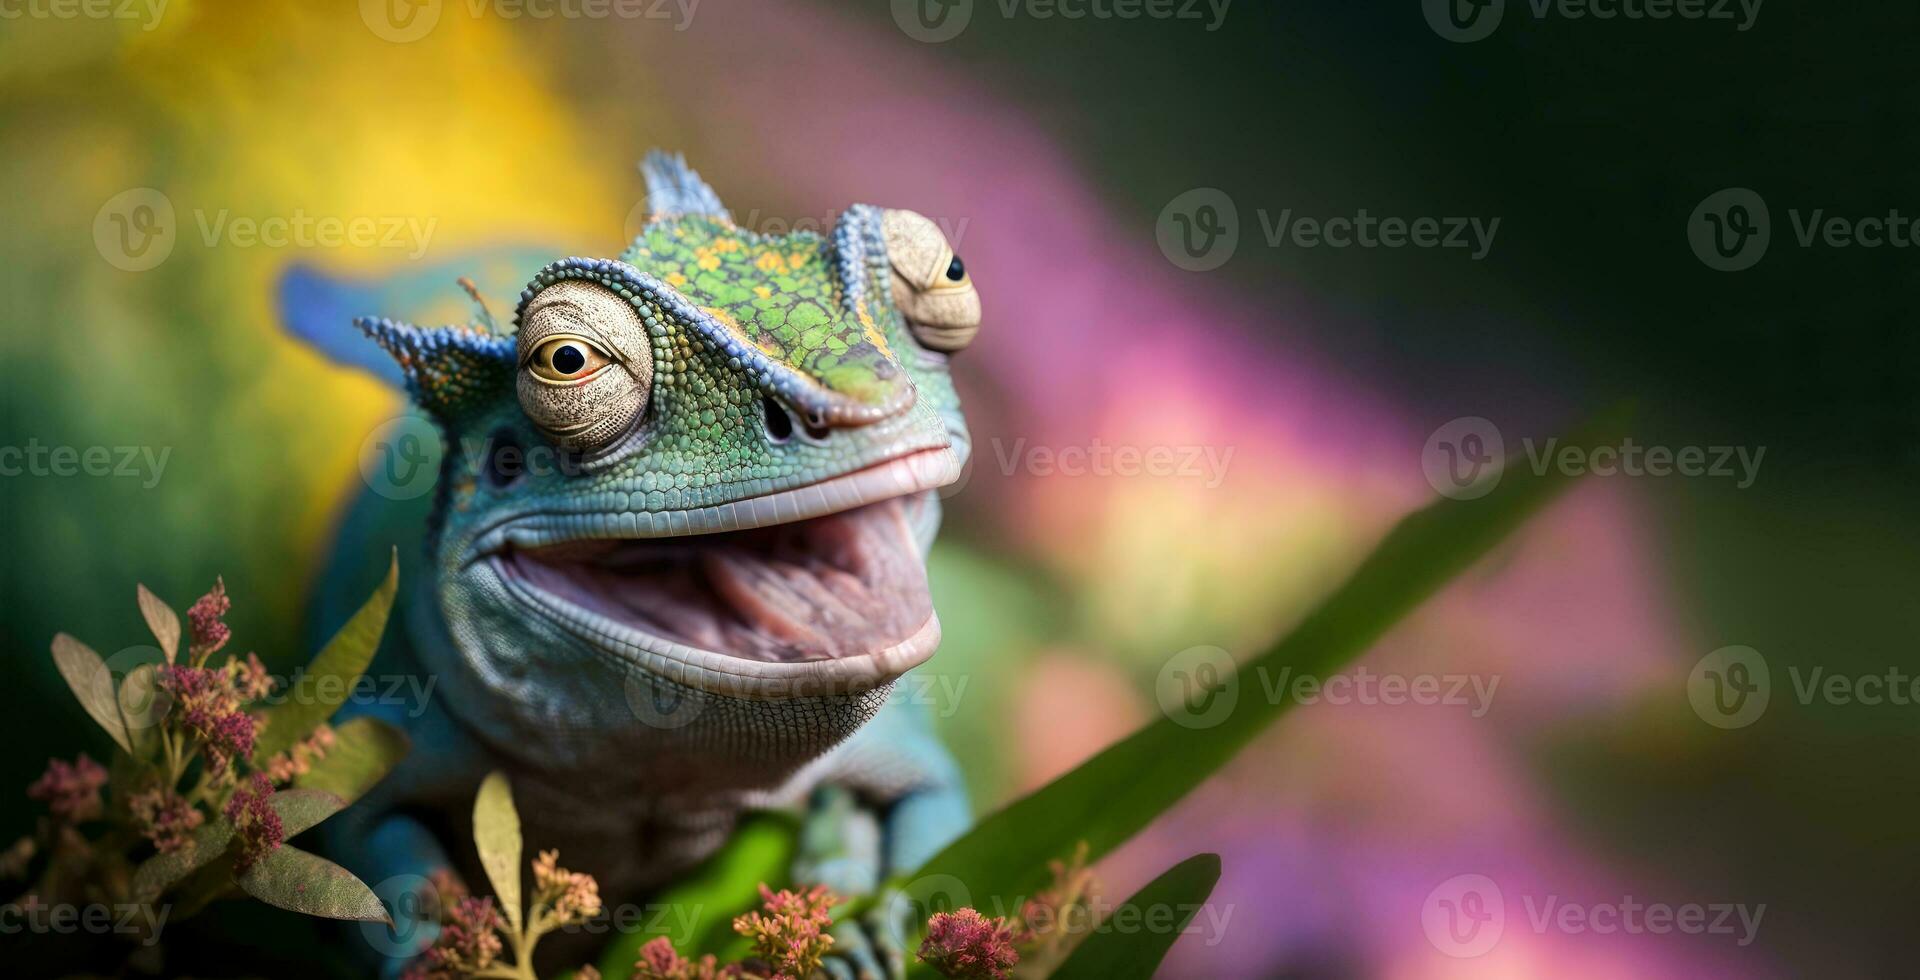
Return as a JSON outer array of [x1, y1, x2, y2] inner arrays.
[[596, 813, 797, 978], [51, 633, 132, 754], [130, 818, 235, 905], [473, 770, 523, 932], [136, 583, 180, 663], [294, 716, 410, 804], [253, 550, 398, 762], [169, 852, 241, 920], [236, 844, 390, 922], [1049, 854, 1221, 980], [117, 663, 165, 757], [890, 411, 1623, 910], [269, 788, 349, 838]]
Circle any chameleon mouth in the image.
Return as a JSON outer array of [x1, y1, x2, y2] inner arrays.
[[487, 448, 960, 691], [499, 494, 933, 665]]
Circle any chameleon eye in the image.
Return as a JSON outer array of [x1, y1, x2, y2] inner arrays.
[[517, 279, 655, 454], [882, 209, 981, 352], [528, 336, 611, 384]]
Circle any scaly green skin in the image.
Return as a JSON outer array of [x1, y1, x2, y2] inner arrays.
[[313, 154, 973, 979]]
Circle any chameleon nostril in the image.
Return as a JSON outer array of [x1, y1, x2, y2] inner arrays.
[[485, 428, 525, 488], [762, 396, 794, 444]]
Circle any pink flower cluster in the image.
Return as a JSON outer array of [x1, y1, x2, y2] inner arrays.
[[405, 895, 506, 980], [263, 723, 335, 784], [223, 772, 283, 871], [533, 848, 602, 926], [186, 577, 231, 657], [731, 884, 838, 980], [128, 787, 204, 853], [919, 908, 1024, 980], [26, 755, 107, 823], [633, 936, 736, 980], [158, 664, 259, 776]]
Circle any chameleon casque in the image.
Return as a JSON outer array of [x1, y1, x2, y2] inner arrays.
[[306, 153, 981, 978]]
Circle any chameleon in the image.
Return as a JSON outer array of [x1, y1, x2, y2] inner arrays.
[[303, 152, 983, 979]]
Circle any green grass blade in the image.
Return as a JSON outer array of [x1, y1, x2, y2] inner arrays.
[[1049, 853, 1221, 980], [595, 814, 797, 978], [253, 550, 397, 762], [898, 411, 1621, 906]]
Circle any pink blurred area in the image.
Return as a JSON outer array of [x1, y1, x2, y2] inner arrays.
[[607, 3, 1757, 976]]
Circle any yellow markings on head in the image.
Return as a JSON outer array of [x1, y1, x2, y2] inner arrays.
[[755, 251, 787, 274], [702, 304, 787, 359], [788, 250, 812, 270], [858, 304, 893, 357], [753, 285, 773, 299], [695, 247, 721, 271], [666, 272, 689, 288], [714, 238, 742, 253]]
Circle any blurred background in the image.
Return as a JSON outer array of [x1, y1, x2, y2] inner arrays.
[[3, 0, 1917, 976]]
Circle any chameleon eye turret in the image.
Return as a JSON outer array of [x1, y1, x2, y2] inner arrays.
[[882, 208, 981, 352], [515, 279, 655, 453]]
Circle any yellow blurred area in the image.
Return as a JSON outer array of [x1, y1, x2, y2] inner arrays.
[[1, 0, 666, 610]]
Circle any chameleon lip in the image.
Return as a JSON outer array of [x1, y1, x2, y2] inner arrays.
[[466, 445, 959, 556], [484, 449, 957, 697]]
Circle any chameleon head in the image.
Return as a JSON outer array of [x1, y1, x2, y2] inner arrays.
[[357, 153, 978, 781]]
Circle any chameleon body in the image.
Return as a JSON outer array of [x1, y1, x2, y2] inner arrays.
[[306, 153, 982, 978]]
